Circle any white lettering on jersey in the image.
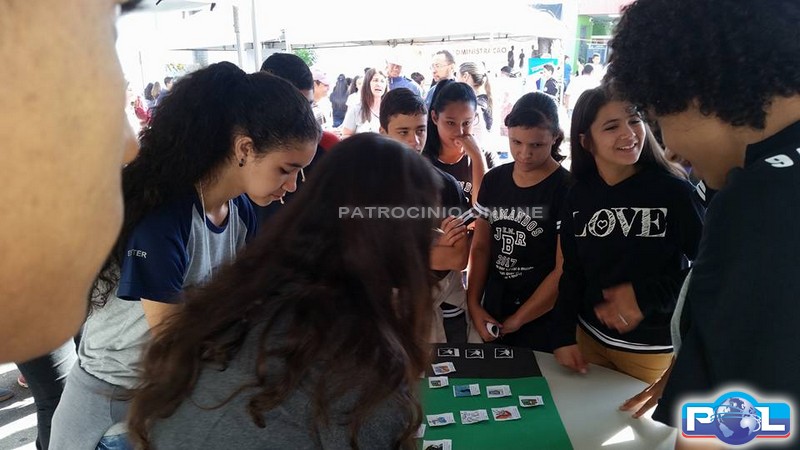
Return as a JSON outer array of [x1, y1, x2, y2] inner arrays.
[[765, 154, 794, 168], [127, 249, 147, 258], [574, 208, 667, 238]]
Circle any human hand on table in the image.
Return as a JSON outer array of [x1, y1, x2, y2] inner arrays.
[[469, 304, 501, 342], [553, 345, 588, 374], [620, 357, 674, 418], [595, 283, 643, 334]]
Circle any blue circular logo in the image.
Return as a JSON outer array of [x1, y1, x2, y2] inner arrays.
[[713, 396, 762, 445]]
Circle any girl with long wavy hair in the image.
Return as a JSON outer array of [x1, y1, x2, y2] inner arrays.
[[551, 87, 703, 383], [49, 62, 321, 449], [128, 133, 440, 450]]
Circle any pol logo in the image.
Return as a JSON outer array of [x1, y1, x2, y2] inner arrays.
[[682, 391, 791, 445]]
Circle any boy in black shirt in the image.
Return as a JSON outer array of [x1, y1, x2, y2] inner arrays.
[[608, 1, 800, 446]]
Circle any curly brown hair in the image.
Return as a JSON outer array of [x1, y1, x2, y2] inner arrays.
[[606, 0, 800, 129], [127, 133, 442, 449]]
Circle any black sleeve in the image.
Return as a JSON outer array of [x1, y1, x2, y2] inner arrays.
[[657, 172, 800, 425], [551, 193, 586, 349], [631, 181, 705, 316]]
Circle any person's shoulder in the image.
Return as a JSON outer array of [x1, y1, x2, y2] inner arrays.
[[135, 194, 196, 235], [484, 161, 513, 181], [716, 144, 800, 219], [646, 168, 695, 192]]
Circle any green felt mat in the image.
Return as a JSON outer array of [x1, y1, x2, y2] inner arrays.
[[419, 376, 573, 450]]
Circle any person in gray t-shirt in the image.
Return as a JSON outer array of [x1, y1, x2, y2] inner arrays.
[[49, 63, 321, 450], [127, 134, 441, 450]]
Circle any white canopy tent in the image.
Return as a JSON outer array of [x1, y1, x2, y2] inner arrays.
[[127, 0, 566, 68]]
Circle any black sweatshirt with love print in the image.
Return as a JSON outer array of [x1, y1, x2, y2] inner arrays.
[[551, 167, 704, 354]]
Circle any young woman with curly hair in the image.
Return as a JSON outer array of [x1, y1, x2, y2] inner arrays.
[[49, 62, 321, 449]]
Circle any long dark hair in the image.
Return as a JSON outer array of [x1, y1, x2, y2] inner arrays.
[[330, 73, 350, 124], [359, 68, 387, 123], [421, 80, 477, 162], [91, 62, 320, 309], [569, 86, 685, 182], [504, 92, 565, 162], [128, 133, 441, 450]]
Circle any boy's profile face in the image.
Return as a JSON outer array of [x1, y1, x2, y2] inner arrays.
[[655, 105, 742, 189], [381, 113, 428, 153]]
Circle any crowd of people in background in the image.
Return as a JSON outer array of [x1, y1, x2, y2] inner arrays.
[[3, 1, 800, 450]]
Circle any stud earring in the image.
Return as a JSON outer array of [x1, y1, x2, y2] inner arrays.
[[238, 158, 245, 167]]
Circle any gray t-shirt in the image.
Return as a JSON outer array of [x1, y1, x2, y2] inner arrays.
[[79, 194, 256, 388], [150, 324, 408, 449]]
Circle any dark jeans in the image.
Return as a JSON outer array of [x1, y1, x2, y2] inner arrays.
[[17, 339, 77, 450]]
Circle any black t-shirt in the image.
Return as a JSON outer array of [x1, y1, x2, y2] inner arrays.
[[552, 167, 704, 354], [475, 163, 570, 352], [543, 78, 558, 97], [653, 120, 800, 433], [476, 163, 570, 310], [432, 151, 496, 205]]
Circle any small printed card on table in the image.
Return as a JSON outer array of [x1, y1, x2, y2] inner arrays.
[[491, 406, 522, 421], [452, 383, 481, 397], [422, 439, 452, 450], [431, 362, 456, 375], [519, 395, 544, 407], [486, 385, 512, 398], [428, 376, 449, 389], [437, 347, 460, 357], [494, 348, 514, 359], [414, 424, 426, 438], [427, 412, 456, 427], [460, 409, 490, 424], [465, 348, 484, 359]]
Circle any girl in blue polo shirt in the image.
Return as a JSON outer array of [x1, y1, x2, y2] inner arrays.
[[50, 62, 321, 449]]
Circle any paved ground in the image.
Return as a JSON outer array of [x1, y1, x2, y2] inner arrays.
[[0, 364, 36, 450]]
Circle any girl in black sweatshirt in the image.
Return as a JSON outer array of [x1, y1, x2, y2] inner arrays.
[[551, 87, 704, 383]]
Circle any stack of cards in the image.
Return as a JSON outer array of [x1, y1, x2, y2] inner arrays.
[[422, 439, 452, 450], [491, 406, 522, 421], [486, 385, 512, 398], [519, 395, 544, 407], [452, 383, 480, 397]]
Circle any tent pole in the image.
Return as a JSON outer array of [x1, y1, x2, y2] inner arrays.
[[233, 5, 244, 68], [251, 0, 262, 71]]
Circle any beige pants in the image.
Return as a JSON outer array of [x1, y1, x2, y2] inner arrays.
[[576, 327, 672, 384], [429, 271, 482, 344]]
